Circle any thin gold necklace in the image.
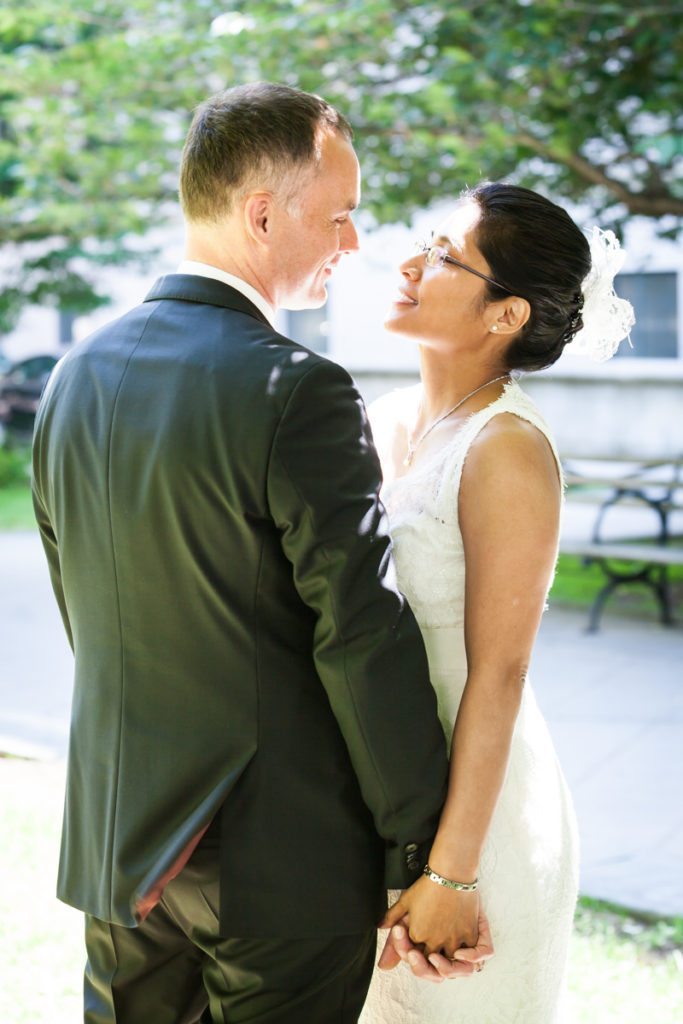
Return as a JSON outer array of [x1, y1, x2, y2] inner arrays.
[[404, 375, 509, 468]]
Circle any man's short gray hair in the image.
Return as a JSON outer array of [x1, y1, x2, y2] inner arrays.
[[179, 82, 353, 221]]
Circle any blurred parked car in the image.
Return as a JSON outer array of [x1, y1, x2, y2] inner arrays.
[[0, 355, 58, 434]]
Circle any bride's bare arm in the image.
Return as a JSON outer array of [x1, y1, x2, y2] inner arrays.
[[381, 413, 561, 964], [430, 414, 561, 878]]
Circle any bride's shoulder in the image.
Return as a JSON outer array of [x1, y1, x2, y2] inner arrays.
[[465, 408, 561, 499], [367, 384, 420, 432], [367, 385, 419, 463]]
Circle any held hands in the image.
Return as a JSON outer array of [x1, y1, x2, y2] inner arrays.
[[377, 877, 494, 983]]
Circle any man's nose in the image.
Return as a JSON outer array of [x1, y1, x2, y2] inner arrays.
[[340, 218, 359, 253]]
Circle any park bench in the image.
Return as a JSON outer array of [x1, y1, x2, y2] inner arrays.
[[559, 455, 683, 631]]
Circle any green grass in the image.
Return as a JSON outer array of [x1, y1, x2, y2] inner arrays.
[[0, 485, 35, 530], [570, 898, 683, 1022], [0, 443, 31, 487], [551, 552, 683, 621], [0, 758, 681, 1024], [0, 759, 82, 1023], [0, 444, 35, 530]]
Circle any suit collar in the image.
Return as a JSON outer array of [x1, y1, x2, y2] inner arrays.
[[144, 274, 271, 327]]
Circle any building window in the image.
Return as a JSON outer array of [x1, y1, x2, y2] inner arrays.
[[614, 272, 678, 359], [285, 304, 329, 353]]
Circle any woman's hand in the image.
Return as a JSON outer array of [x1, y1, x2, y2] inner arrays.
[[380, 875, 481, 959], [377, 882, 494, 982]]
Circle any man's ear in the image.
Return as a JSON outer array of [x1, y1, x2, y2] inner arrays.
[[244, 192, 274, 247]]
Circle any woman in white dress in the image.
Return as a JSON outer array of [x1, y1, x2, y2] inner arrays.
[[359, 183, 632, 1024]]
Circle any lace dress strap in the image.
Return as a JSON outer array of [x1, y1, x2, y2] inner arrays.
[[434, 379, 564, 522]]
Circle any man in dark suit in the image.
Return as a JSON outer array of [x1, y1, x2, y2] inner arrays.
[[33, 82, 450, 1023]]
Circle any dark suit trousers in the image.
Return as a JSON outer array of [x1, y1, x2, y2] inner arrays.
[[83, 832, 376, 1024]]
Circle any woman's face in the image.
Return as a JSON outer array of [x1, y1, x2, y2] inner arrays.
[[385, 200, 498, 351]]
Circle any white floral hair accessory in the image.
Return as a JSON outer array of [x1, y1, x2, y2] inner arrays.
[[564, 226, 635, 362]]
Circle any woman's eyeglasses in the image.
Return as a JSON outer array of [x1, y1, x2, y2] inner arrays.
[[415, 240, 513, 295]]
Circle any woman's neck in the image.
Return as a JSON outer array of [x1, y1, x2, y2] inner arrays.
[[417, 346, 509, 423]]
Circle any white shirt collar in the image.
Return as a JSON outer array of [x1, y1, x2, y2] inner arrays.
[[176, 260, 275, 326]]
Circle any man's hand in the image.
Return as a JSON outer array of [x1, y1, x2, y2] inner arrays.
[[377, 882, 494, 982]]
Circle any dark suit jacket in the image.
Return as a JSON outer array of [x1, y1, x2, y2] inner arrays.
[[32, 274, 448, 936]]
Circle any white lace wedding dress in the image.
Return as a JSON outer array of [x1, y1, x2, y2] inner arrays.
[[360, 379, 579, 1024]]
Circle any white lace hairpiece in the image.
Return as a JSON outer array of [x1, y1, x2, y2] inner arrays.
[[564, 226, 635, 362]]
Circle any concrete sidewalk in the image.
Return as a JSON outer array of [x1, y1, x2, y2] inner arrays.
[[1, 530, 681, 917], [0, 531, 72, 760], [530, 607, 682, 918]]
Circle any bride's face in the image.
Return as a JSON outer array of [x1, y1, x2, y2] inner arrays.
[[385, 200, 500, 351]]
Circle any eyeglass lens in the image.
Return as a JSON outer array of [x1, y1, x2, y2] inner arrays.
[[425, 247, 446, 268]]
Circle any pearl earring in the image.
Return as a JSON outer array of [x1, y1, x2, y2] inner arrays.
[[491, 324, 498, 332]]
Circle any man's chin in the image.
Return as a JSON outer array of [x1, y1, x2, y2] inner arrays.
[[284, 286, 328, 312]]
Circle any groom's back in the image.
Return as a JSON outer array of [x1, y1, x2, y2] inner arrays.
[[33, 281, 384, 930], [35, 285, 299, 690]]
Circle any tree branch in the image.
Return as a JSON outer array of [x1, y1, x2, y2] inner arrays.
[[515, 132, 683, 217]]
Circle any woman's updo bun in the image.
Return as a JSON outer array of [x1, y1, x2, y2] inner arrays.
[[466, 183, 592, 372]]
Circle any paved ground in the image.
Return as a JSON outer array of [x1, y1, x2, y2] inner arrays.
[[0, 531, 72, 760], [530, 607, 682, 918], [1, 528, 681, 917]]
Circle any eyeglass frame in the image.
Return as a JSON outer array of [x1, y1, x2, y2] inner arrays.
[[415, 239, 514, 295]]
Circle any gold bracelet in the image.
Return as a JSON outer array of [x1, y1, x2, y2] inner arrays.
[[423, 864, 479, 892]]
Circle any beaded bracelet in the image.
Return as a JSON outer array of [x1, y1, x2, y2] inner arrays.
[[423, 864, 479, 892]]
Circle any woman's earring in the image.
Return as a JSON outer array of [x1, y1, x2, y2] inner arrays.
[[490, 324, 498, 332]]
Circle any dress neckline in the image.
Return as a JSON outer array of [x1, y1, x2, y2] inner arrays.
[[382, 378, 520, 495]]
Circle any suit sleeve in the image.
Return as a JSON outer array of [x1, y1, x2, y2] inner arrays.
[[267, 357, 449, 887], [32, 425, 74, 652]]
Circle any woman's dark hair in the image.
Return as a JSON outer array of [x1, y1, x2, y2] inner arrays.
[[466, 183, 592, 372]]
